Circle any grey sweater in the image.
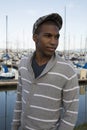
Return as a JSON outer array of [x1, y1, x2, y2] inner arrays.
[[12, 53, 79, 130]]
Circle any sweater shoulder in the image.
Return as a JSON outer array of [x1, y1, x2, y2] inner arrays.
[[18, 56, 28, 67], [18, 52, 33, 68], [56, 55, 76, 76]]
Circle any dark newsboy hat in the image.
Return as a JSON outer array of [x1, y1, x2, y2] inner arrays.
[[33, 13, 63, 34]]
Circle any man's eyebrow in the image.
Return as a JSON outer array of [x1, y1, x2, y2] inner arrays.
[[43, 33, 52, 35], [42, 33, 52, 36], [43, 33, 59, 35]]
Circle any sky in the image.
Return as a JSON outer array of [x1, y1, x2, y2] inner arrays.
[[0, 0, 87, 51]]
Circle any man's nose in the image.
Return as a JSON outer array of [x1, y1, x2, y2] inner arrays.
[[50, 37, 57, 45]]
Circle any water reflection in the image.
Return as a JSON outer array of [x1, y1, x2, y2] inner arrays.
[[0, 85, 87, 130], [77, 84, 87, 125], [80, 85, 86, 95], [0, 90, 16, 130]]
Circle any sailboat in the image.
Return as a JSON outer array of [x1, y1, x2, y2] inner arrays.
[[0, 15, 15, 80], [73, 37, 87, 69], [0, 64, 15, 79]]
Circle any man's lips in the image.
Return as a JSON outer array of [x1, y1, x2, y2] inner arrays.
[[47, 47, 56, 51]]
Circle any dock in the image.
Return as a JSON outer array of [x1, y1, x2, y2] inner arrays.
[[0, 79, 18, 86], [78, 79, 87, 85], [0, 79, 87, 88]]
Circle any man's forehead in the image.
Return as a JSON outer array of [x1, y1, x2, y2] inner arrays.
[[40, 23, 59, 32]]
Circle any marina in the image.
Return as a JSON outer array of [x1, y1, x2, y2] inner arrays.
[[0, 47, 87, 84], [0, 0, 87, 130], [0, 15, 87, 129]]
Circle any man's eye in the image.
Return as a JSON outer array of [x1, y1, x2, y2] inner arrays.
[[45, 34, 51, 37]]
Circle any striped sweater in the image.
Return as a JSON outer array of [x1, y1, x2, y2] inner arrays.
[[12, 53, 79, 130]]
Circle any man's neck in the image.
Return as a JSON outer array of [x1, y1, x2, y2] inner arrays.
[[34, 52, 52, 66]]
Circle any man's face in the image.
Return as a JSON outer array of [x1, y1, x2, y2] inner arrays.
[[33, 23, 60, 58]]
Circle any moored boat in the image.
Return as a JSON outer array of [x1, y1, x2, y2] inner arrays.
[[0, 64, 15, 80]]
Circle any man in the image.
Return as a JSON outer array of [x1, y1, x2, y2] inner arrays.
[[12, 13, 79, 130]]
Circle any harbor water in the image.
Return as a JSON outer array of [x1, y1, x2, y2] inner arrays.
[[0, 84, 87, 130]]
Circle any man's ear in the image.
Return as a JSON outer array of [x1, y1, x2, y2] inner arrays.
[[33, 34, 38, 43]]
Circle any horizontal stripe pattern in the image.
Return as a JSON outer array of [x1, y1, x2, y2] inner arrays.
[[28, 115, 58, 122], [16, 101, 22, 103], [57, 61, 76, 73], [30, 105, 62, 112], [37, 82, 62, 90], [63, 99, 79, 103], [63, 86, 79, 92], [25, 126, 36, 130], [67, 110, 78, 114], [21, 77, 32, 84], [48, 72, 77, 80], [62, 119, 75, 126], [34, 94, 61, 101], [12, 54, 79, 130], [14, 110, 22, 112], [13, 119, 20, 122], [23, 89, 29, 94]]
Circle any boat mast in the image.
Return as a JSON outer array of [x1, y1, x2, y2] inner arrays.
[[85, 37, 87, 55], [64, 6, 66, 57], [6, 15, 8, 55], [68, 33, 70, 59], [80, 35, 82, 54]]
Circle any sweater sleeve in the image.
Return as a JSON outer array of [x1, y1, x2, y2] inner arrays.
[[11, 71, 22, 130], [58, 73, 79, 130]]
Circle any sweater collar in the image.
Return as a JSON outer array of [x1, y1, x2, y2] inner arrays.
[[27, 52, 58, 78]]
